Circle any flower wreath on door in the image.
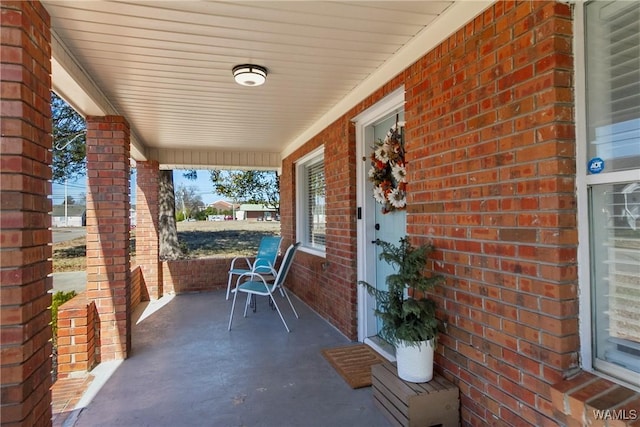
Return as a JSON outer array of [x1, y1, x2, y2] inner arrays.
[[367, 123, 406, 214]]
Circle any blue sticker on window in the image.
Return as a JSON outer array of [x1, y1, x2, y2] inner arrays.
[[588, 157, 605, 174]]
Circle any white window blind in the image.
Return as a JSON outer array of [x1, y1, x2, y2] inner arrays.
[[296, 148, 326, 254], [586, 0, 640, 172], [306, 160, 326, 248]]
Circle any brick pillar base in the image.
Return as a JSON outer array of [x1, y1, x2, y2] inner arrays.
[[56, 294, 97, 377], [136, 161, 162, 299], [85, 115, 131, 362], [0, 1, 54, 426]]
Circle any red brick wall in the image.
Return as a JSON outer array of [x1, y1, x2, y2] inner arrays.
[[56, 267, 142, 379], [162, 257, 233, 294], [56, 294, 97, 378], [85, 116, 132, 362], [130, 266, 145, 311], [136, 161, 161, 299], [0, 1, 54, 425], [281, 117, 362, 337], [405, 3, 576, 425], [282, 1, 579, 425]]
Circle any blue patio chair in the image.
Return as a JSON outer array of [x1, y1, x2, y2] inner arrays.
[[228, 242, 300, 332], [226, 236, 282, 300]]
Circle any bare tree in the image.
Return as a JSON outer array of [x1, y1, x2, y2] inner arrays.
[[175, 184, 204, 219]]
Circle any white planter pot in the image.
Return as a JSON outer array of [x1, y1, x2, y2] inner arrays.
[[395, 339, 434, 383]]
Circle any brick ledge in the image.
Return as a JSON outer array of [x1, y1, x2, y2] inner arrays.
[[551, 370, 640, 426]]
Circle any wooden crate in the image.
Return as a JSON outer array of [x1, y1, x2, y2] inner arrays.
[[372, 361, 459, 427]]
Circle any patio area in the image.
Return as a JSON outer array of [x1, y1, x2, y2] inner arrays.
[[53, 290, 391, 427]]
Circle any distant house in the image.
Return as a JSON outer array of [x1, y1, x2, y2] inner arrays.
[[208, 199, 238, 213], [51, 205, 86, 227], [237, 204, 277, 221]]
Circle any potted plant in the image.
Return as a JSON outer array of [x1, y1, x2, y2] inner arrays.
[[359, 237, 445, 383]]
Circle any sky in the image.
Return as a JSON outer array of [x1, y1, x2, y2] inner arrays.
[[172, 170, 220, 205], [51, 169, 221, 206]]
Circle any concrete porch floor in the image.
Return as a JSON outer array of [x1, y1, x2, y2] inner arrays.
[[59, 290, 391, 427]]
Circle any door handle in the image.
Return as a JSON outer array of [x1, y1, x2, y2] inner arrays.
[[371, 239, 380, 245]]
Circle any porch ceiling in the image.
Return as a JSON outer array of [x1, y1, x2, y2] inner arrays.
[[42, 1, 488, 169]]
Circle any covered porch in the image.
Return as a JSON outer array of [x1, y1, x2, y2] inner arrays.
[[4, 2, 486, 425], [4, 1, 640, 426]]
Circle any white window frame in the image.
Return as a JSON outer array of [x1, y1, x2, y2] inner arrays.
[[575, 1, 640, 391], [296, 146, 326, 257]]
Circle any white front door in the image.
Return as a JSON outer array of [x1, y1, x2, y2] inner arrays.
[[355, 88, 406, 359]]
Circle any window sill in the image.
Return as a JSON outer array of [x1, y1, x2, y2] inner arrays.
[[551, 371, 639, 426], [298, 245, 325, 258]]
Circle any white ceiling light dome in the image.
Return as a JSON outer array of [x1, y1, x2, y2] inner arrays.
[[232, 64, 267, 87]]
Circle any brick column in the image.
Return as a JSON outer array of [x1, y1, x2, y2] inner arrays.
[[135, 161, 162, 299], [0, 2, 53, 426], [56, 295, 97, 377], [85, 116, 131, 361]]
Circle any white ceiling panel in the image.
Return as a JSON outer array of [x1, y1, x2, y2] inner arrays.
[[43, 1, 463, 164]]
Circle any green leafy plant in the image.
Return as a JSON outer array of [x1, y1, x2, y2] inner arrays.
[[359, 237, 445, 346]]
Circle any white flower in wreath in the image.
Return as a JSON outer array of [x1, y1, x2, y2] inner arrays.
[[373, 186, 387, 204], [391, 163, 407, 183], [374, 143, 391, 162], [368, 166, 377, 179], [388, 188, 406, 209]]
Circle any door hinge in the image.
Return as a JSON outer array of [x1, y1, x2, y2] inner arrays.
[[357, 207, 361, 220]]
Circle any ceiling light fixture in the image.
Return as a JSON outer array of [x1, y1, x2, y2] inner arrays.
[[232, 64, 267, 87]]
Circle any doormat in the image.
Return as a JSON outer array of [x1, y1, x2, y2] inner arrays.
[[321, 344, 386, 389]]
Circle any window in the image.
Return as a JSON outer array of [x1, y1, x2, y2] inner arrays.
[[579, 0, 640, 388], [296, 148, 326, 255]]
